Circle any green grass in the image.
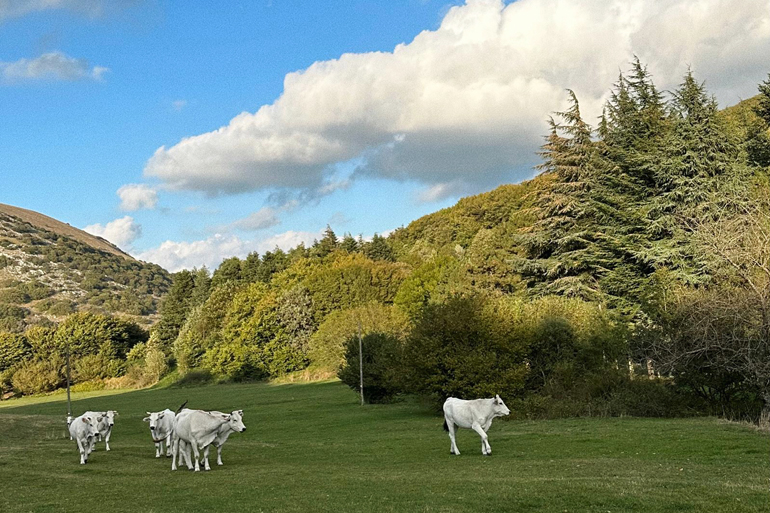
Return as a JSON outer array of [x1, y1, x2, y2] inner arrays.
[[0, 381, 767, 512]]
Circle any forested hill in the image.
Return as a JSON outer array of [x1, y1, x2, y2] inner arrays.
[[0, 204, 171, 330]]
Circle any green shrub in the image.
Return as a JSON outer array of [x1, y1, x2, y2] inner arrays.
[[202, 341, 263, 380], [143, 347, 168, 382], [339, 333, 404, 403], [11, 358, 63, 395], [405, 294, 530, 407], [0, 288, 30, 304], [73, 353, 123, 382], [126, 342, 147, 363], [18, 280, 53, 301], [0, 332, 32, 371]]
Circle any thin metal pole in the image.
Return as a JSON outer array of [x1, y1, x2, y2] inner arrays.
[[65, 346, 72, 418], [357, 320, 364, 406]]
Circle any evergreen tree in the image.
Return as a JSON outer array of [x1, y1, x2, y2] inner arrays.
[[257, 249, 289, 282], [153, 270, 196, 351], [190, 267, 212, 307], [363, 233, 394, 261], [756, 73, 770, 124], [240, 252, 261, 283], [312, 226, 338, 258], [211, 257, 243, 288], [340, 233, 359, 253]]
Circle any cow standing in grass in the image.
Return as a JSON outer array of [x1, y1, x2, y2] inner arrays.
[[172, 409, 233, 471], [196, 409, 246, 468], [443, 395, 510, 456], [143, 409, 175, 458], [69, 414, 99, 465], [84, 410, 117, 451]]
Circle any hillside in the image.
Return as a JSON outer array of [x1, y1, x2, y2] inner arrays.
[[0, 204, 171, 330]]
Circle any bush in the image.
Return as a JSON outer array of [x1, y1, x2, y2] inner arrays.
[[202, 341, 264, 380], [73, 353, 123, 382], [405, 294, 530, 407], [11, 358, 63, 395], [339, 333, 404, 403], [0, 332, 32, 371], [143, 347, 168, 382], [0, 288, 30, 304]]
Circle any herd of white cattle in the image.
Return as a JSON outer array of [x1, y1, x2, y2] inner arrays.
[[64, 394, 511, 468], [67, 405, 246, 471]]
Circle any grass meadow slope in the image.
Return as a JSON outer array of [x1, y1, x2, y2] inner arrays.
[[0, 381, 767, 513]]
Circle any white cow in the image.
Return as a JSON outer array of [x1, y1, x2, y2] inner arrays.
[[443, 395, 510, 456], [68, 414, 100, 464], [172, 409, 232, 472], [143, 409, 176, 457], [179, 410, 246, 469], [84, 410, 117, 451]]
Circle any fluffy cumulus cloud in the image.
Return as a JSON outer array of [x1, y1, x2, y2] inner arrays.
[[1, 51, 108, 82], [84, 216, 142, 250], [136, 230, 320, 272], [143, 0, 770, 201], [117, 183, 158, 211]]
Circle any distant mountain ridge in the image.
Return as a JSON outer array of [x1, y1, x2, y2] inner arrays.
[[0, 204, 170, 330]]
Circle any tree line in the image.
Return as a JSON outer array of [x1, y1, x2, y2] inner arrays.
[[1, 61, 768, 420]]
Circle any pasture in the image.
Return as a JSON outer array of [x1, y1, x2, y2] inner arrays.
[[0, 381, 767, 513]]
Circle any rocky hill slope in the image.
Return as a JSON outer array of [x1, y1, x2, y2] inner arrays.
[[0, 204, 171, 330]]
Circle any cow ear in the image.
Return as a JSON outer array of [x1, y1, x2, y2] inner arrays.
[[143, 417, 150, 422], [82, 418, 88, 423], [239, 409, 244, 416], [97, 416, 103, 422], [158, 413, 165, 419]]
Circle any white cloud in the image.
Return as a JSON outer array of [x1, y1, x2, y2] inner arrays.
[[1, 51, 109, 82], [226, 207, 281, 232], [117, 183, 158, 211], [0, 0, 109, 22], [135, 230, 320, 272], [143, 0, 770, 199], [84, 215, 141, 250]]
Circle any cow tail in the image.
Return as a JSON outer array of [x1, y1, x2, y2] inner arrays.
[[443, 419, 449, 432], [176, 400, 188, 415]]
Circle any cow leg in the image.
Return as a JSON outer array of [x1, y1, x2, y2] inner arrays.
[[216, 444, 223, 466], [166, 434, 173, 457], [190, 440, 202, 472], [76, 438, 86, 464], [104, 429, 111, 451], [445, 416, 460, 455], [482, 419, 493, 454], [155, 441, 162, 458], [185, 442, 194, 470], [471, 421, 489, 455], [171, 437, 179, 471], [202, 445, 211, 471]]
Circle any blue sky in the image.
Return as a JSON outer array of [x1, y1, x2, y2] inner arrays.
[[2, 0, 769, 271]]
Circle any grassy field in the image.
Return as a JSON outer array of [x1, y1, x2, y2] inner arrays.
[[0, 381, 767, 513]]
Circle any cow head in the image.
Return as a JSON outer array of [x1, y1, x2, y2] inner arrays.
[[83, 416, 99, 439], [103, 410, 117, 428], [227, 409, 246, 433], [493, 394, 510, 417], [143, 411, 169, 440]]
